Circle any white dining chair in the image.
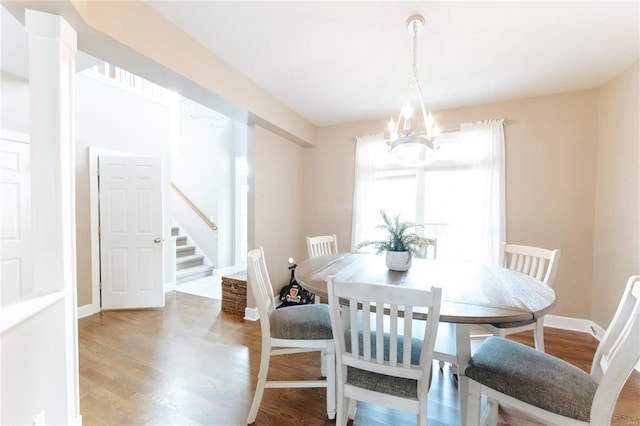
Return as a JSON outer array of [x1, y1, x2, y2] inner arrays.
[[465, 275, 640, 426], [327, 276, 442, 426], [246, 247, 336, 424], [306, 234, 339, 303], [414, 237, 438, 259], [435, 242, 560, 381], [482, 242, 561, 352], [306, 234, 339, 258]]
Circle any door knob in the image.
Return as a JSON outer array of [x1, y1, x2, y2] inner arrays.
[[154, 237, 162, 244]]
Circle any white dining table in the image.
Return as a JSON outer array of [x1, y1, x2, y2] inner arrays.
[[294, 252, 556, 424]]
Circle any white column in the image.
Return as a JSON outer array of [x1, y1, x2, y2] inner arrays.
[[26, 9, 77, 294], [25, 9, 79, 424]]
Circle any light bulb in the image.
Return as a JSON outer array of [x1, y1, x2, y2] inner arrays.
[[388, 118, 398, 140], [403, 106, 412, 131], [426, 111, 434, 127]]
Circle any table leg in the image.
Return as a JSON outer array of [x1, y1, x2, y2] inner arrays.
[[455, 323, 471, 426]]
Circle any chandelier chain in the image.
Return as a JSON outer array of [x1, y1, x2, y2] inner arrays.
[[411, 21, 420, 85]]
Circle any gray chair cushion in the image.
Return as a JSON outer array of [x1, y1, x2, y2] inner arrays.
[[464, 336, 597, 422], [269, 304, 333, 340], [347, 367, 421, 399], [344, 330, 430, 399]]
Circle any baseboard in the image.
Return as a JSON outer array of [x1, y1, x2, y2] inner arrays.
[[244, 307, 259, 321], [545, 314, 638, 373], [77, 303, 99, 319], [543, 314, 600, 338], [164, 280, 176, 293], [74, 414, 83, 426]]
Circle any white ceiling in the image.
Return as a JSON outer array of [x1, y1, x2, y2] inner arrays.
[[146, 1, 639, 127], [3, 2, 638, 128]]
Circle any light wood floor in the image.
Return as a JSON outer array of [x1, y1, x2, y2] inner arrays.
[[79, 291, 640, 425]]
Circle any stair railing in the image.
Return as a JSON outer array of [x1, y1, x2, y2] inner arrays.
[[171, 183, 218, 231]]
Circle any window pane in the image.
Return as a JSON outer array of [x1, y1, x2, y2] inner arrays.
[[359, 174, 417, 245], [423, 169, 485, 260]]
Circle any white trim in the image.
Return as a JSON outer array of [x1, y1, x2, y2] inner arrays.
[[0, 129, 29, 143], [590, 323, 607, 340], [0, 291, 66, 334], [77, 303, 99, 319], [164, 281, 176, 293], [544, 314, 598, 337], [244, 307, 259, 321], [74, 415, 83, 426]]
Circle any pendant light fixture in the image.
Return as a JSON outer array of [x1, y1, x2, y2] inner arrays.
[[386, 15, 439, 166]]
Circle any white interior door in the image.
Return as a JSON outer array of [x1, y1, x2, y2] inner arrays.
[[99, 155, 164, 309], [0, 137, 32, 305]]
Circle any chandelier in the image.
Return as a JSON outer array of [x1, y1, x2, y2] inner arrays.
[[386, 15, 439, 166]]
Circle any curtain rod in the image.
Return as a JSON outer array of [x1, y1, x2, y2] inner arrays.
[[352, 119, 517, 141], [436, 118, 518, 134]]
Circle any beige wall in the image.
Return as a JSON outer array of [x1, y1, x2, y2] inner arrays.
[[305, 89, 601, 320], [250, 125, 307, 307], [592, 62, 640, 327]]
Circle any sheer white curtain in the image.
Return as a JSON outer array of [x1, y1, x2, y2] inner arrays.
[[455, 119, 506, 265], [351, 133, 385, 250], [351, 120, 505, 266]]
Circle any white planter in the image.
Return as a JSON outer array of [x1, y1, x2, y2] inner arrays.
[[386, 250, 412, 272]]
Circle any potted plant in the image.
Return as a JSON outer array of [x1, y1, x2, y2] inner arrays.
[[355, 210, 435, 271]]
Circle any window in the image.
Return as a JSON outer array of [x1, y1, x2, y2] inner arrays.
[[352, 121, 505, 265]]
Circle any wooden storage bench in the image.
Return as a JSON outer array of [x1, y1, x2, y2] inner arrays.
[[221, 271, 247, 317]]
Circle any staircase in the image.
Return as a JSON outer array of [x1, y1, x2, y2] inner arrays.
[[172, 225, 214, 284]]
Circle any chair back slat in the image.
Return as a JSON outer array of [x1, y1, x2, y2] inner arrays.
[[501, 242, 561, 286], [403, 305, 413, 367], [349, 302, 359, 360], [533, 258, 545, 280], [388, 305, 399, 367], [362, 301, 371, 361], [377, 303, 386, 363], [307, 234, 339, 257]]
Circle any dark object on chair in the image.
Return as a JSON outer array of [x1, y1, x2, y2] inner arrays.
[[279, 258, 314, 306]]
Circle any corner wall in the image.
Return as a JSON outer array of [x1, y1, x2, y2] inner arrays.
[[592, 62, 640, 327], [248, 124, 306, 308]]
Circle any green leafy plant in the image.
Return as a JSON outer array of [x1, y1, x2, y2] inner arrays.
[[355, 210, 435, 258]]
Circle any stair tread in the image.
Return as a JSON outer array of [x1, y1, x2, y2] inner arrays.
[[176, 264, 214, 276], [176, 254, 204, 264], [176, 244, 196, 251]]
